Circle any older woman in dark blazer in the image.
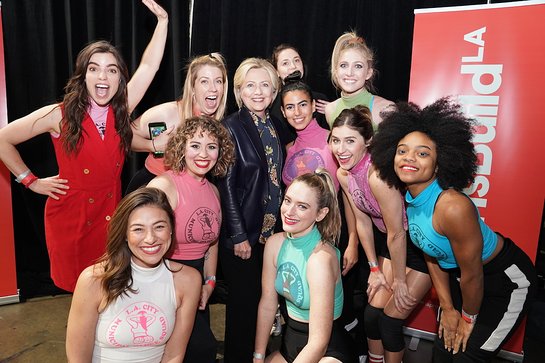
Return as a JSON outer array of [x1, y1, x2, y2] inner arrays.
[[216, 57, 288, 363]]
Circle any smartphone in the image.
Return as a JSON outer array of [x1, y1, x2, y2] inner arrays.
[[148, 122, 167, 158]]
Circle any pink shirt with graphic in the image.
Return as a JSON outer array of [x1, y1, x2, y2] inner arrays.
[[282, 119, 339, 190], [166, 170, 221, 260]]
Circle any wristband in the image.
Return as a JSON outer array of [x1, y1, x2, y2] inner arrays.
[[15, 169, 31, 183], [368, 261, 379, 272], [461, 309, 478, 324], [205, 275, 216, 289], [253, 352, 265, 360], [21, 173, 38, 188]]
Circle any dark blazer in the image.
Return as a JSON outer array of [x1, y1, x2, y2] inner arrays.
[[216, 107, 287, 249]]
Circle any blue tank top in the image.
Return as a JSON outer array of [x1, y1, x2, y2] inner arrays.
[[274, 226, 344, 321], [405, 179, 497, 269]]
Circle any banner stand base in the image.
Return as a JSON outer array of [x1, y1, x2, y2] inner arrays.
[[0, 290, 20, 306], [403, 327, 524, 362]]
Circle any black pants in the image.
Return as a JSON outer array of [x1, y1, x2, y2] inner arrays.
[[433, 238, 537, 363], [280, 317, 358, 363], [170, 257, 218, 363], [125, 167, 156, 195], [219, 243, 264, 363]]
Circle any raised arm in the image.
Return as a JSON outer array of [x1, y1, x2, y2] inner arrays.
[[127, 0, 168, 113], [0, 105, 69, 199]]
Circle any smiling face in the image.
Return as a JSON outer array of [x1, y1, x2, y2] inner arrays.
[[281, 181, 328, 238], [330, 125, 368, 170], [336, 48, 373, 96], [193, 65, 225, 117], [184, 128, 220, 180], [85, 52, 121, 106], [127, 205, 172, 268], [240, 67, 274, 119], [275, 48, 304, 82], [394, 131, 438, 196], [281, 90, 315, 131]]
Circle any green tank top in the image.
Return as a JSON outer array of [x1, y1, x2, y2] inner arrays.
[[274, 226, 344, 321], [329, 88, 374, 128]]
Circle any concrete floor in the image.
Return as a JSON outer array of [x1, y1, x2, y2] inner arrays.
[[0, 294, 541, 363]]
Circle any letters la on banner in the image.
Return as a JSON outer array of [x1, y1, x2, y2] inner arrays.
[[405, 1, 545, 359]]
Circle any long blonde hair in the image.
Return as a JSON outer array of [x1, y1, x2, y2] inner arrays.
[[178, 53, 228, 121], [291, 169, 341, 245]]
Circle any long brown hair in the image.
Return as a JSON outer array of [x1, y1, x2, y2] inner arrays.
[[98, 187, 175, 307], [62, 40, 131, 154]]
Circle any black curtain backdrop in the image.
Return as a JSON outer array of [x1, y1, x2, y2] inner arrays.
[[1, 0, 522, 297]]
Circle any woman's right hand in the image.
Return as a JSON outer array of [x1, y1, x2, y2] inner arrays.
[[438, 307, 461, 352], [28, 175, 69, 200], [234, 240, 252, 260], [366, 270, 391, 302]]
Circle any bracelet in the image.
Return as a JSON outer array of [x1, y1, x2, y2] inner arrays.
[[15, 169, 31, 183], [368, 261, 380, 272], [205, 275, 216, 289], [253, 352, 265, 360], [370, 266, 380, 273], [21, 173, 38, 188], [461, 309, 478, 324]]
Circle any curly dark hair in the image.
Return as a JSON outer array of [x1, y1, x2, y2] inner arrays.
[[370, 97, 477, 191], [164, 115, 235, 177]]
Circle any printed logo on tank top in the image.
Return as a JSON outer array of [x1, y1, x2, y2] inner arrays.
[[185, 207, 220, 244], [284, 149, 325, 184], [351, 187, 380, 216], [278, 262, 304, 307], [105, 301, 170, 347], [409, 224, 448, 260]]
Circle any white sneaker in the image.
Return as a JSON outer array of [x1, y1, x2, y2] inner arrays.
[[359, 355, 368, 363]]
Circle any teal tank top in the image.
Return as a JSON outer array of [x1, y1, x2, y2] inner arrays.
[[406, 179, 498, 269], [274, 226, 344, 321]]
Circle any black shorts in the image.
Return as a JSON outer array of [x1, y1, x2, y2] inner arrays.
[[373, 225, 428, 274], [280, 316, 357, 363]]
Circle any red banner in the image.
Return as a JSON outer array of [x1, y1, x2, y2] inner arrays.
[[0, 6, 19, 305], [406, 1, 545, 358]]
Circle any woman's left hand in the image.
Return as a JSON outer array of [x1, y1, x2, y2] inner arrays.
[[142, 0, 168, 20], [366, 270, 390, 302], [199, 284, 214, 310], [315, 99, 330, 115], [391, 279, 417, 313], [453, 318, 475, 354]]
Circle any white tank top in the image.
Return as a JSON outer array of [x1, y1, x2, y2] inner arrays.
[[92, 260, 177, 362]]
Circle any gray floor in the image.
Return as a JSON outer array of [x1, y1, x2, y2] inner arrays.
[[0, 294, 540, 362]]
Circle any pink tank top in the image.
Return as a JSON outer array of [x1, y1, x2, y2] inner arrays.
[[347, 153, 407, 233], [166, 170, 221, 260]]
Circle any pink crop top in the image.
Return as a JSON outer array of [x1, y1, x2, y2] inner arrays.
[[347, 153, 407, 233], [166, 170, 221, 260]]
